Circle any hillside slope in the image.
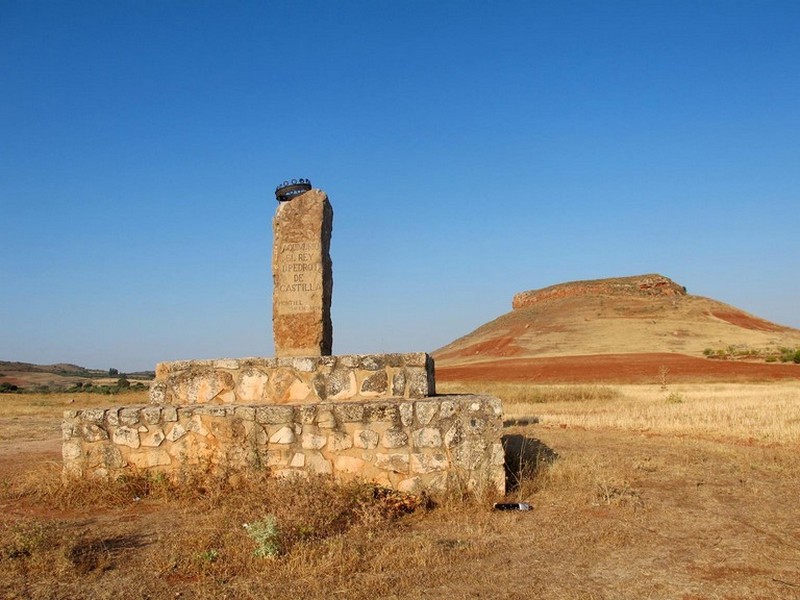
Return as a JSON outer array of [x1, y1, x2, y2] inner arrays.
[[434, 274, 800, 383]]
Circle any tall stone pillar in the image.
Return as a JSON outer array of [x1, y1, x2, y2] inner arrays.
[[272, 183, 333, 356]]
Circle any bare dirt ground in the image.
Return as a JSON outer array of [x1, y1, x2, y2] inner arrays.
[[2, 387, 799, 599], [437, 352, 800, 384]]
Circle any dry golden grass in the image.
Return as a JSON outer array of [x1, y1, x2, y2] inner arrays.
[[439, 381, 800, 445], [2, 384, 800, 598]]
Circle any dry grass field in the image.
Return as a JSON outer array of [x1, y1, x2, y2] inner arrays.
[[2, 384, 799, 599]]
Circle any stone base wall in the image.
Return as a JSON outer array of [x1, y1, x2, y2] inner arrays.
[[62, 395, 505, 495], [150, 353, 435, 405]]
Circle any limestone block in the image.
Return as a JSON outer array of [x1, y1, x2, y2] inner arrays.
[[142, 406, 161, 425], [397, 476, 421, 494], [271, 368, 304, 403], [360, 355, 385, 371], [381, 429, 409, 449], [338, 355, 358, 368], [306, 452, 333, 475], [99, 444, 126, 469], [334, 455, 365, 474], [411, 452, 448, 474], [444, 424, 462, 448], [256, 405, 294, 424], [197, 405, 227, 418], [106, 409, 120, 427], [120, 408, 141, 427], [155, 362, 171, 379], [302, 432, 327, 450], [375, 453, 410, 474], [62, 421, 77, 441], [266, 450, 292, 467], [361, 371, 388, 396], [416, 401, 439, 426], [187, 416, 210, 437], [333, 403, 364, 423], [353, 429, 379, 449], [162, 406, 178, 422], [113, 427, 141, 449], [452, 440, 488, 471], [365, 403, 397, 422], [399, 403, 413, 427], [491, 442, 505, 466], [407, 369, 431, 398], [327, 369, 356, 400], [80, 424, 108, 443], [298, 405, 317, 424], [316, 409, 336, 428], [166, 423, 187, 442], [290, 453, 306, 467], [405, 352, 429, 367], [141, 428, 166, 448], [213, 358, 240, 370], [278, 356, 317, 372], [412, 428, 442, 448], [234, 406, 256, 421], [384, 354, 405, 368], [392, 371, 406, 396], [330, 431, 353, 451], [173, 370, 235, 404], [149, 381, 167, 404], [287, 379, 312, 402], [128, 450, 171, 469], [439, 400, 457, 419], [81, 408, 105, 423], [237, 369, 269, 403], [212, 389, 236, 404], [466, 416, 487, 436], [272, 189, 333, 357], [269, 426, 296, 445], [62, 441, 82, 460]]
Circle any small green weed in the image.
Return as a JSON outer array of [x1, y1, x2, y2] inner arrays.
[[244, 516, 281, 558]]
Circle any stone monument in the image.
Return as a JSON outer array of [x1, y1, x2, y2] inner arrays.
[[62, 179, 506, 496], [272, 180, 333, 356]]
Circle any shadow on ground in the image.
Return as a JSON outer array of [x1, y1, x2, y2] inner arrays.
[[502, 434, 558, 491]]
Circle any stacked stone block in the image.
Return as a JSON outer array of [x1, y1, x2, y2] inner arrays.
[[150, 353, 435, 405], [63, 395, 505, 494]]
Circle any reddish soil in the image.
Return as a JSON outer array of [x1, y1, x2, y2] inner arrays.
[[711, 310, 786, 332], [436, 352, 800, 384]]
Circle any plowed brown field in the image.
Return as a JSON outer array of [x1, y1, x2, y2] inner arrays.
[[437, 352, 800, 384]]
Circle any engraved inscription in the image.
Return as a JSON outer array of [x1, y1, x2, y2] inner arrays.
[[276, 241, 323, 315]]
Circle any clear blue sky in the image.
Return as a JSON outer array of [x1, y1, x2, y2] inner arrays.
[[2, 1, 798, 372]]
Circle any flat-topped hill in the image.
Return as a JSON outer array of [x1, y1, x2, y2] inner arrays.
[[512, 274, 686, 309], [434, 274, 800, 383]]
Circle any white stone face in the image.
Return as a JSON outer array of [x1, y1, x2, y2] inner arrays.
[[415, 402, 439, 426], [301, 433, 327, 450], [62, 441, 82, 460], [269, 426, 296, 445], [334, 455, 365, 474], [112, 426, 141, 449], [330, 431, 353, 451], [237, 370, 269, 403], [412, 427, 442, 448], [166, 423, 187, 442], [353, 429, 379, 449], [375, 453, 410, 474], [141, 428, 166, 448], [411, 452, 448, 474]]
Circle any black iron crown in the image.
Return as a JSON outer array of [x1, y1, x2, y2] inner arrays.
[[275, 178, 312, 202]]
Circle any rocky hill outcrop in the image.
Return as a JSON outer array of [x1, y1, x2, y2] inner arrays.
[[512, 274, 686, 310]]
